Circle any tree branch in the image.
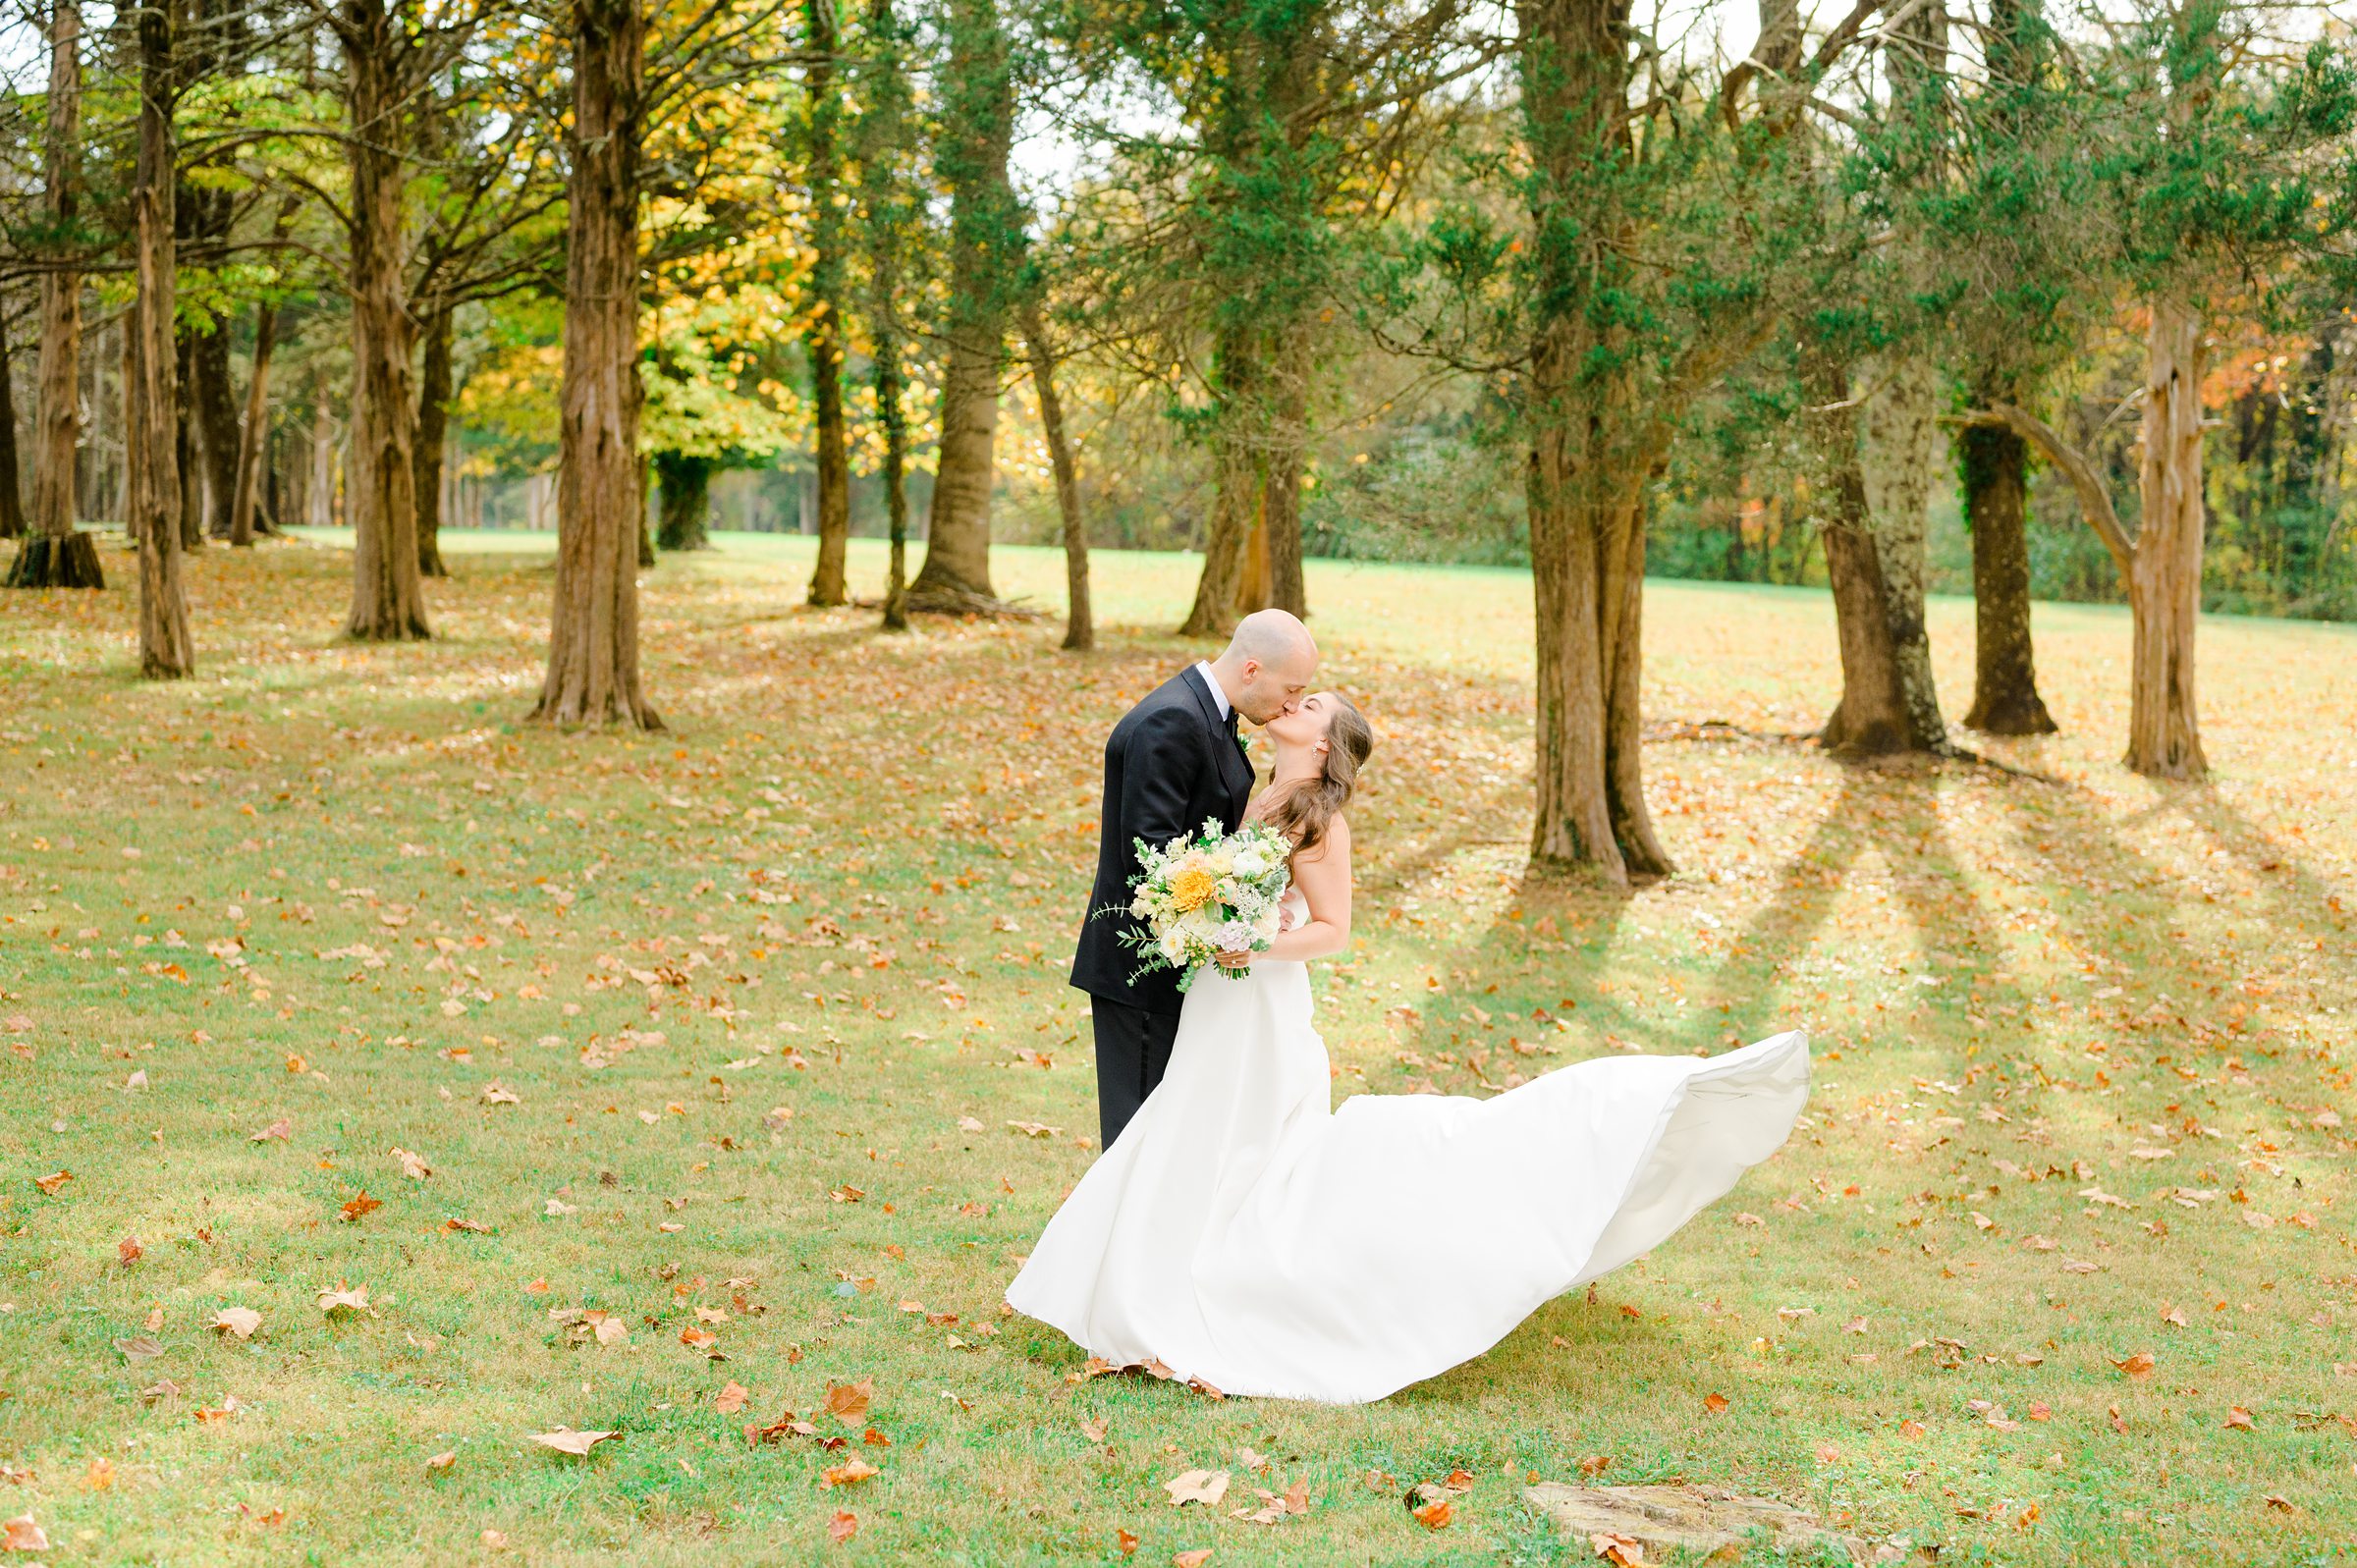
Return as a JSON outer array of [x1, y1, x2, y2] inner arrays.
[[1961, 402, 2136, 577]]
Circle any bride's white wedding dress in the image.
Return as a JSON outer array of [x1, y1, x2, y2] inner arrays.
[[1007, 893, 1811, 1405]]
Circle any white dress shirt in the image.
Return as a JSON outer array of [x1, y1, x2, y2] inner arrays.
[[1192, 661, 1232, 723]]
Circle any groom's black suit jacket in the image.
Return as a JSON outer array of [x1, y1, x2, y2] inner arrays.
[[1071, 667, 1256, 1017]]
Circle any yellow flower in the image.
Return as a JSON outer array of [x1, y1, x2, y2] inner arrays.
[[1169, 867, 1219, 913]]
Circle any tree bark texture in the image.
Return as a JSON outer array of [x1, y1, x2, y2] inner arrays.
[[10, 0, 101, 588], [1816, 354, 1948, 754], [133, 0, 192, 677], [906, 0, 1016, 612], [2127, 298, 2207, 779], [1020, 300, 1091, 651], [0, 315, 25, 540], [1176, 5, 1320, 634], [802, 0, 850, 606], [412, 300, 453, 575], [1517, 0, 1670, 883], [340, 0, 428, 638], [877, 331, 910, 631], [534, 0, 658, 728], [654, 451, 711, 552], [1263, 324, 1309, 618], [309, 381, 336, 527], [230, 298, 282, 547], [1179, 329, 1259, 636], [174, 333, 201, 550], [1958, 413, 2056, 732], [193, 310, 239, 538]]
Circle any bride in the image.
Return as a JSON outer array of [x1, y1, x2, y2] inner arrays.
[[1006, 691, 1811, 1405]]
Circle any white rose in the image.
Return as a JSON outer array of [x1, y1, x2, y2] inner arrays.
[[1232, 849, 1268, 878], [1159, 928, 1188, 961]]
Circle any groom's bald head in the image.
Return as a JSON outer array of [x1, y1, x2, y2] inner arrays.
[[1213, 610, 1319, 725], [1225, 609, 1316, 669]]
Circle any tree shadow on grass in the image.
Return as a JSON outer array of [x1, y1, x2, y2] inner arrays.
[[2165, 792, 2355, 968], [1392, 760, 2052, 1432], [1683, 761, 2038, 1061]]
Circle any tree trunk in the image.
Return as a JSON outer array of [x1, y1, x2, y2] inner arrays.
[[1263, 323, 1309, 617], [877, 330, 910, 631], [0, 314, 25, 540], [309, 382, 335, 527], [230, 300, 281, 547], [1959, 411, 2056, 732], [132, 0, 192, 677], [802, 0, 850, 607], [2126, 298, 2206, 779], [340, 0, 428, 639], [119, 314, 137, 539], [413, 300, 453, 576], [533, 0, 658, 728], [1517, 0, 1670, 883], [1180, 386, 1259, 636], [636, 452, 655, 567], [1020, 300, 1091, 651], [1815, 0, 1946, 757], [174, 333, 202, 550], [654, 452, 712, 551], [1818, 354, 1949, 754], [193, 313, 238, 538], [906, 0, 1015, 613], [8, 0, 100, 589]]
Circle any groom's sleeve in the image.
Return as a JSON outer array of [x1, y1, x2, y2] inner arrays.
[[1119, 705, 1199, 868]]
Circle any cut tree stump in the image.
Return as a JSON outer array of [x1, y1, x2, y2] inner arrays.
[[1523, 1481, 1871, 1561]]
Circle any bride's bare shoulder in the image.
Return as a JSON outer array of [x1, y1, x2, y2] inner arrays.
[[1295, 812, 1351, 863]]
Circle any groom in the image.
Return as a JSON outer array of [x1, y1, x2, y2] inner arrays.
[[1072, 610, 1320, 1148]]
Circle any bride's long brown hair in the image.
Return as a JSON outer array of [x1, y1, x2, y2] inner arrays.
[[1260, 697, 1374, 855]]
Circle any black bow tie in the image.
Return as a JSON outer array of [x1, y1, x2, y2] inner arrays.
[[1225, 711, 1239, 738]]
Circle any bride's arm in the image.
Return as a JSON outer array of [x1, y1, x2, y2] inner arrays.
[[1259, 816, 1351, 963]]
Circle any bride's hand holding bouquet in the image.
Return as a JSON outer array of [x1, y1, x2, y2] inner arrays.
[[1103, 818, 1293, 992]]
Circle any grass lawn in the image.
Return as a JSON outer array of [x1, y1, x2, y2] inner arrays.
[[3, 527, 2352, 1566]]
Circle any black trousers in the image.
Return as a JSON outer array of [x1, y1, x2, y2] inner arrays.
[[1091, 994, 1181, 1150]]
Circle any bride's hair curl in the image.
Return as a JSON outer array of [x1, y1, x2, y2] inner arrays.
[[1264, 697, 1373, 855]]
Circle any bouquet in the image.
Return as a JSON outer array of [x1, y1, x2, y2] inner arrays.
[[1107, 818, 1293, 992]]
